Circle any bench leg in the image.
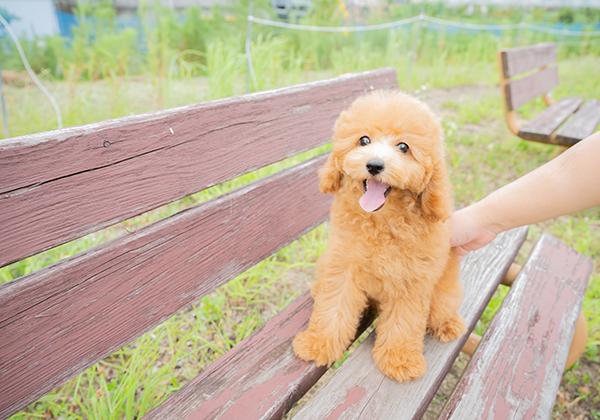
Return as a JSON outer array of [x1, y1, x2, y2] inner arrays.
[[565, 311, 588, 370], [550, 145, 569, 158], [500, 262, 522, 286], [497, 50, 521, 136], [462, 263, 588, 370], [461, 333, 481, 356]]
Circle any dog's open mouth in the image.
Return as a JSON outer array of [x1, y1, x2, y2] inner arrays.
[[360, 179, 392, 212]]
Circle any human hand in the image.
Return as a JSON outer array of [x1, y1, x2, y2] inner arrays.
[[450, 207, 499, 261]]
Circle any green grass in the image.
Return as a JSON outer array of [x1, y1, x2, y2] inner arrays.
[[2, 1, 600, 140], [6, 223, 329, 420], [6, 60, 600, 417], [2, 3, 600, 417]]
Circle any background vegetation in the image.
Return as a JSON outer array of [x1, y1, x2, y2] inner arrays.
[[1, 0, 599, 418], [1, 0, 600, 136]]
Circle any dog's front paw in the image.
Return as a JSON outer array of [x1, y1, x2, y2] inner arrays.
[[428, 314, 467, 343], [293, 329, 344, 366], [372, 345, 427, 382]]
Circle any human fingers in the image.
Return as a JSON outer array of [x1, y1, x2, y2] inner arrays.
[[452, 245, 470, 262], [449, 209, 482, 248]]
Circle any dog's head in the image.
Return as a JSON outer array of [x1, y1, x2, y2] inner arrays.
[[320, 89, 451, 222]]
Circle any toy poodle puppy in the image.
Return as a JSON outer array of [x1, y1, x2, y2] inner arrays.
[[293, 89, 466, 381]]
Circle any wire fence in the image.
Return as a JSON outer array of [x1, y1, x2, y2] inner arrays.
[[0, 14, 62, 134], [2, 9, 599, 135], [245, 11, 600, 92], [247, 13, 600, 36]]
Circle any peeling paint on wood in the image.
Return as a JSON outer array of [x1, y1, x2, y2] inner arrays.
[[0, 68, 398, 268], [7, 68, 579, 420], [141, 294, 375, 420], [0, 155, 332, 419], [322, 386, 367, 420], [438, 233, 593, 420], [292, 227, 529, 420]]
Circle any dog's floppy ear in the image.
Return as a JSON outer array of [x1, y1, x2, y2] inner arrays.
[[319, 153, 342, 194], [420, 159, 452, 223]]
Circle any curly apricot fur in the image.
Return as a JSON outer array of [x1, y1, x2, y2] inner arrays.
[[293, 90, 466, 381]]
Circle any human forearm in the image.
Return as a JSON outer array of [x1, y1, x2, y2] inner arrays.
[[450, 132, 600, 258], [470, 131, 600, 234]]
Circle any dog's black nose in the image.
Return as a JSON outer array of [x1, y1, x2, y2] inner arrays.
[[366, 159, 385, 175]]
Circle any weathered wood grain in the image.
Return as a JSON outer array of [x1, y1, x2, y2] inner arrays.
[[518, 97, 583, 142], [555, 98, 600, 145], [292, 227, 529, 420], [439, 233, 593, 420], [0, 155, 331, 420], [500, 43, 557, 78], [142, 293, 376, 420], [0, 68, 398, 269], [505, 66, 559, 111]]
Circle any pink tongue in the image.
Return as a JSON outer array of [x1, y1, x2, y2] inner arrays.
[[359, 180, 388, 212]]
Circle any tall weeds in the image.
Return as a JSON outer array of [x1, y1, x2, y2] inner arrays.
[[1, 1, 599, 86], [0, 1, 599, 137]]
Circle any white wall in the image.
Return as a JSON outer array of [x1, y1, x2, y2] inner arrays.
[[0, 0, 60, 38], [411, 0, 600, 8]]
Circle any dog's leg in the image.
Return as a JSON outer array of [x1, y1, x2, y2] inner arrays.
[[427, 252, 467, 342], [371, 295, 430, 381], [293, 270, 368, 366]]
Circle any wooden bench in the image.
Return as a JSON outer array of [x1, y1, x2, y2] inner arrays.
[[498, 42, 600, 146], [0, 68, 592, 420]]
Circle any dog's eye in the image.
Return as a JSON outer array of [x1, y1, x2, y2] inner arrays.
[[358, 136, 371, 146], [397, 142, 409, 154]]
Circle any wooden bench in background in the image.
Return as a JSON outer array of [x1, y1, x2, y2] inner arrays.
[[498, 42, 600, 146], [0, 68, 592, 420]]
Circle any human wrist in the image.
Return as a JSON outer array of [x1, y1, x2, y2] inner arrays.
[[468, 199, 506, 236]]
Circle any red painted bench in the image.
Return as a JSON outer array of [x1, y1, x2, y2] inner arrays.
[[0, 68, 592, 420], [498, 42, 600, 147]]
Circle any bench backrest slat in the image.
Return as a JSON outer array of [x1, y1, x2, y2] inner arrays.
[[0, 68, 398, 269], [0, 68, 401, 418], [0, 154, 332, 419], [500, 42, 557, 78], [505, 66, 559, 111]]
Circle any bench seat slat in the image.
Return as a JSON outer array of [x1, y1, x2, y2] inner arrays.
[[518, 97, 583, 142], [142, 292, 375, 420], [0, 68, 399, 269], [500, 43, 557, 78], [0, 154, 331, 420], [555, 99, 600, 145], [292, 227, 529, 420], [439, 233, 593, 419], [505, 66, 559, 111]]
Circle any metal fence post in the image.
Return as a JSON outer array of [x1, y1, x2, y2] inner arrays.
[[246, 1, 254, 93], [0, 54, 9, 138], [408, 11, 424, 78], [515, 9, 529, 47]]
